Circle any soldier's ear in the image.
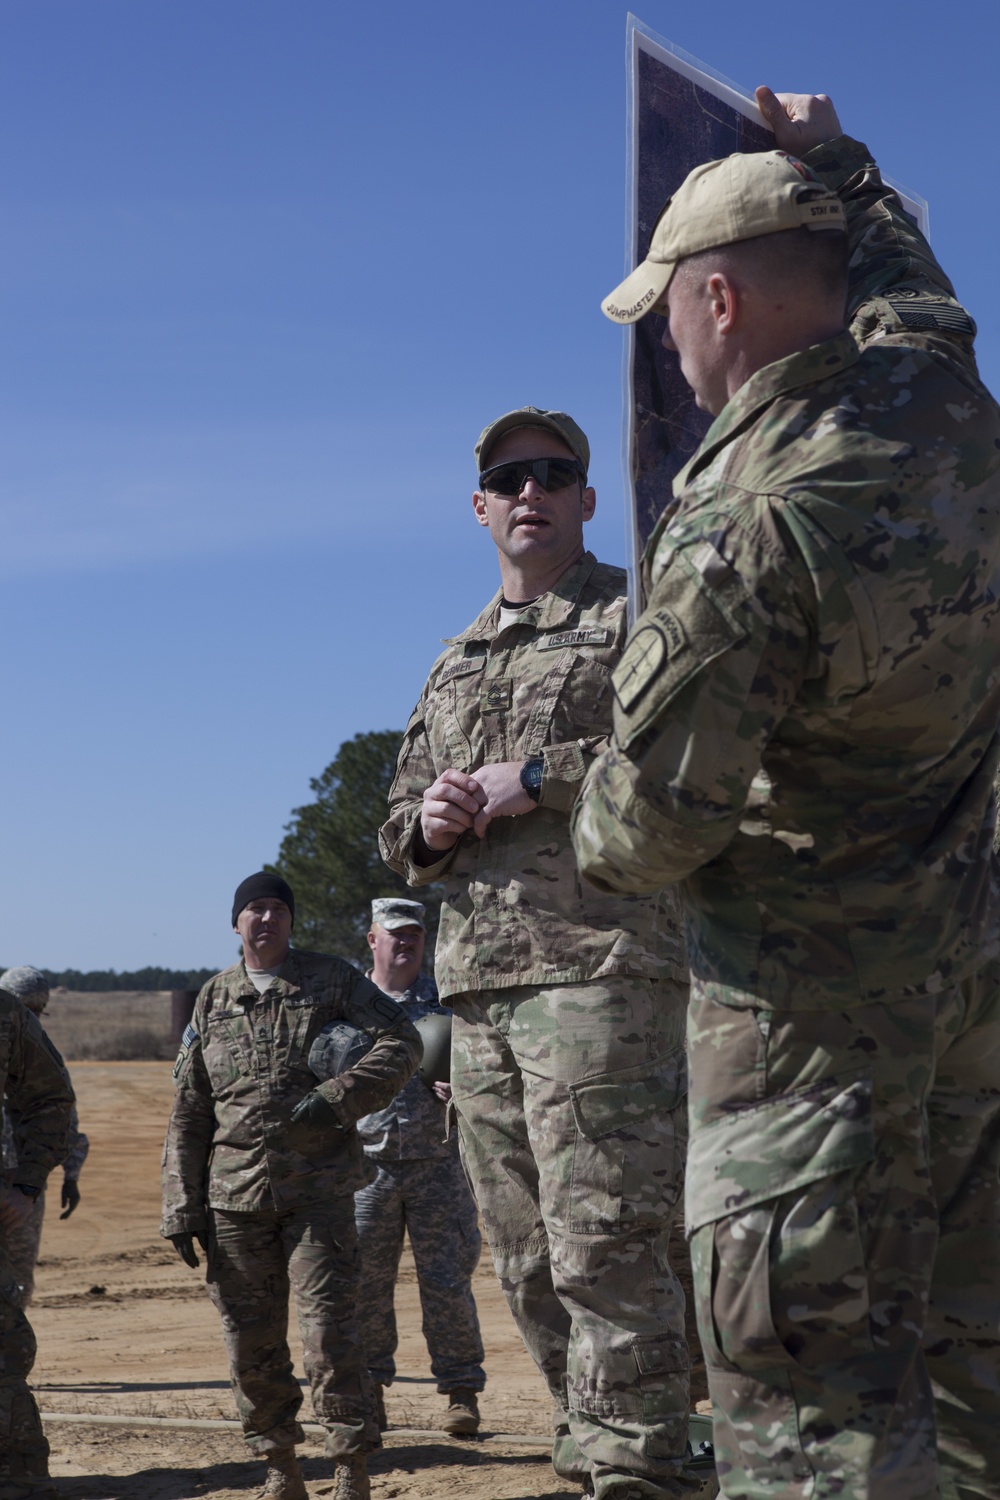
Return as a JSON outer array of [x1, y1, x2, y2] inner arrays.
[[472, 490, 490, 528]]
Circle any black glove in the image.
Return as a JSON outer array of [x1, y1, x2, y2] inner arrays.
[[289, 1090, 344, 1133], [59, 1178, 81, 1219], [171, 1230, 208, 1269]]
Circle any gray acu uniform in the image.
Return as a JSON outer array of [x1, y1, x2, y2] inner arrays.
[[380, 553, 692, 1499], [0, 988, 73, 1500], [2, 1106, 88, 1305], [354, 972, 485, 1395], [161, 950, 421, 1457]]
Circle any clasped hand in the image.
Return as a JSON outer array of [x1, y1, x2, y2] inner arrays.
[[420, 763, 536, 852]]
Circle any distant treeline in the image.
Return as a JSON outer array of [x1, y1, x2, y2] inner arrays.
[[33, 968, 217, 993]]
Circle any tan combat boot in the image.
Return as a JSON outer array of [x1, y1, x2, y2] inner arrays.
[[373, 1381, 388, 1431], [259, 1447, 307, 1500], [331, 1453, 370, 1500], [441, 1386, 480, 1435]]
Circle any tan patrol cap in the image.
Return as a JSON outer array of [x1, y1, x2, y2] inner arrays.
[[475, 406, 591, 476], [602, 150, 846, 325]]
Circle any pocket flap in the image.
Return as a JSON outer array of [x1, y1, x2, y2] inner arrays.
[[570, 1049, 687, 1140], [632, 1334, 688, 1376], [686, 1075, 873, 1235]]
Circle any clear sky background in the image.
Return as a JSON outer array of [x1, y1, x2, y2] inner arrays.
[[2, 0, 998, 972]]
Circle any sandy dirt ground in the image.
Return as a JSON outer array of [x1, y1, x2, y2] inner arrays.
[[28, 1061, 706, 1500]]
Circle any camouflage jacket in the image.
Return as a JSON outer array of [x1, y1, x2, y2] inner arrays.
[[160, 949, 421, 1235], [0, 987, 74, 1201], [379, 551, 686, 997], [572, 136, 1000, 1009], [3, 1102, 88, 1181], [356, 972, 456, 1162]]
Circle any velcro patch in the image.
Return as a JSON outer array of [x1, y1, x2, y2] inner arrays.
[[886, 296, 975, 336], [537, 626, 611, 651], [483, 680, 513, 711], [612, 626, 667, 712], [172, 1023, 200, 1080]]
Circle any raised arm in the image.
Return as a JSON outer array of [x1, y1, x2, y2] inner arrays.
[[757, 86, 978, 366]]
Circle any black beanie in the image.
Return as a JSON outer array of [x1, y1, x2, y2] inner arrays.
[[232, 873, 296, 929]]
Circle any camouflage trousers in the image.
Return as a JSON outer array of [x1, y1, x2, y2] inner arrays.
[[354, 1153, 485, 1393], [0, 1240, 52, 1500], [451, 977, 692, 1500], [206, 1199, 379, 1457], [686, 964, 1000, 1500], [3, 1191, 45, 1307]]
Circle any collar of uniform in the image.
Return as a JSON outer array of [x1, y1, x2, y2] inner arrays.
[[444, 551, 600, 645], [673, 331, 860, 494], [235, 950, 300, 1001]]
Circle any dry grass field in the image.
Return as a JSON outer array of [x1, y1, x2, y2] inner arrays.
[[43, 989, 176, 1062]]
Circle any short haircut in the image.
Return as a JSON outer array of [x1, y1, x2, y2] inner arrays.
[[678, 226, 848, 307]]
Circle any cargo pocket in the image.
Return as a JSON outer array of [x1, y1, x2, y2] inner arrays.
[[568, 1049, 687, 1231], [686, 1074, 875, 1376]]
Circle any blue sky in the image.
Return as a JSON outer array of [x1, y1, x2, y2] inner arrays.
[[2, 0, 998, 971]]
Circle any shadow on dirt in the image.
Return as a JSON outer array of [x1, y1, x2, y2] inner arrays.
[[53, 1442, 577, 1500]]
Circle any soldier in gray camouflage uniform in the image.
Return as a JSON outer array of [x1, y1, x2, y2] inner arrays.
[[1, 968, 89, 1306], [380, 410, 694, 1499], [161, 873, 421, 1500], [354, 897, 485, 1435], [0, 976, 73, 1500], [573, 89, 1000, 1498]]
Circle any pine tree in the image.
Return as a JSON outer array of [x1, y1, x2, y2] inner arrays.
[[269, 729, 440, 965]]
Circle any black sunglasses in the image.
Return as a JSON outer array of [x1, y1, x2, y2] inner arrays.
[[478, 457, 586, 496]]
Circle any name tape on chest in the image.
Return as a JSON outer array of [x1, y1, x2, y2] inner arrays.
[[437, 656, 486, 687], [536, 626, 612, 651]]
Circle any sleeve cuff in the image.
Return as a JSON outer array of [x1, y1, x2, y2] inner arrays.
[[538, 742, 588, 813], [802, 134, 872, 192]]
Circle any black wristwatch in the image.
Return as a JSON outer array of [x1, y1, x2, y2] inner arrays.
[[519, 757, 544, 803], [13, 1183, 41, 1199]]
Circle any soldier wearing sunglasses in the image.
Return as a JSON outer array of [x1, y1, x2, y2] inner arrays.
[[379, 407, 693, 1500]]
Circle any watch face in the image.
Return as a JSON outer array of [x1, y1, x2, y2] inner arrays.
[[521, 758, 544, 799]]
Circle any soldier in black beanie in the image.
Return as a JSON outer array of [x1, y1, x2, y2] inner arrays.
[[162, 870, 421, 1500], [231, 872, 296, 931]]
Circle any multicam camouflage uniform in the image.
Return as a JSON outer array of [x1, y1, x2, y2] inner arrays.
[[0, 987, 73, 1500], [573, 138, 1000, 1498], [354, 971, 485, 1396], [160, 950, 421, 1459], [380, 554, 693, 1499], [2, 1107, 88, 1304]]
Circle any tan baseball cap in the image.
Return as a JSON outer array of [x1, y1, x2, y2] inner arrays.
[[475, 406, 591, 476], [602, 150, 846, 325]]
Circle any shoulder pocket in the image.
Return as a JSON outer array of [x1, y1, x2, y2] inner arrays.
[[612, 549, 748, 750]]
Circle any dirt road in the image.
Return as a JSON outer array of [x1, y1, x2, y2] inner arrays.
[[29, 1061, 704, 1499]]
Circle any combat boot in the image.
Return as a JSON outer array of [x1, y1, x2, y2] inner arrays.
[[441, 1386, 480, 1435], [258, 1447, 307, 1500], [373, 1381, 387, 1431], [330, 1453, 370, 1500]]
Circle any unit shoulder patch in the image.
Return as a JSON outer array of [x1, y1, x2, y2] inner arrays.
[[612, 626, 667, 712]]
